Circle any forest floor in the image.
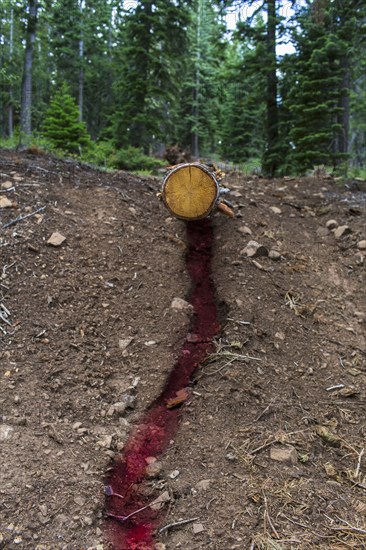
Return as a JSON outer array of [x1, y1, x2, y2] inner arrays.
[[0, 149, 366, 550]]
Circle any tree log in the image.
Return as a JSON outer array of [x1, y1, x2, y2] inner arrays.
[[162, 163, 219, 220]]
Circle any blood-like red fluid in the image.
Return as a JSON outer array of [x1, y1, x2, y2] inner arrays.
[[105, 219, 220, 549]]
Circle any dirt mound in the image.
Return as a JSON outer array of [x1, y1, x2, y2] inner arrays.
[[1, 150, 365, 549]]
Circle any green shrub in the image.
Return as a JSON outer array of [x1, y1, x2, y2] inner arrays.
[[81, 140, 115, 168], [110, 146, 165, 171]]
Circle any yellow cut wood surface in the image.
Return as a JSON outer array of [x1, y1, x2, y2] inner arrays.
[[163, 164, 219, 220]]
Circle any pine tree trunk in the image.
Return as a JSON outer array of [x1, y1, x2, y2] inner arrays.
[[192, 0, 202, 158], [8, 6, 14, 138], [20, 0, 37, 141], [263, 0, 279, 177], [338, 55, 350, 169], [78, 37, 84, 122]]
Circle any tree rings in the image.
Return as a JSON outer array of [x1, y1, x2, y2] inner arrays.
[[162, 163, 219, 220]]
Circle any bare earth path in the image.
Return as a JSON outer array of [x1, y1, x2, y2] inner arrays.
[[0, 150, 365, 549]]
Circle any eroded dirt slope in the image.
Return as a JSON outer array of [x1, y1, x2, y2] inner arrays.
[[0, 150, 366, 549]]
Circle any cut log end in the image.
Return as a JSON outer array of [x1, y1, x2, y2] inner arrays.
[[163, 163, 219, 220]]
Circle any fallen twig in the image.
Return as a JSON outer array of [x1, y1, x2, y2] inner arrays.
[[329, 514, 366, 535], [3, 206, 46, 228], [159, 517, 199, 534], [227, 318, 251, 325], [354, 448, 364, 480], [107, 502, 151, 522], [0, 312, 11, 326], [249, 439, 277, 455], [263, 492, 280, 539], [324, 514, 366, 535]]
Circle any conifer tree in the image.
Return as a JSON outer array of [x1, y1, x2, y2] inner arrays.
[[285, 0, 366, 173], [42, 83, 91, 153], [220, 39, 266, 163], [111, 0, 191, 152], [20, 0, 38, 141], [172, 0, 226, 157]]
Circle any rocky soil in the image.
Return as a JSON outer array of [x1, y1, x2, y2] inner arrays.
[[0, 149, 365, 549]]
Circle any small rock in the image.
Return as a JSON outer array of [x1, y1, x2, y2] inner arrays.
[[114, 395, 136, 414], [316, 227, 329, 237], [268, 249, 281, 261], [118, 337, 133, 353], [326, 219, 338, 230], [72, 422, 83, 430], [13, 536, 23, 544], [145, 461, 162, 478], [270, 445, 298, 465], [196, 479, 211, 492], [355, 252, 364, 265], [357, 240, 366, 250], [337, 386, 359, 398], [238, 225, 252, 235], [241, 240, 268, 258], [192, 523, 204, 534], [47, 232, 66, 247], [1, 181, 13, 189], [145, 340, 158, 346], [77, 427, 88, 435], [171, 297, 193, 312], [154, 544, 166, 550], [83, 516, 93, 526], [74, 496, 85, 506], [128, 207, 137, 215], [106, 406, 115, 417], [39, 504, 48, 516], [150, 491, 170, 511], [0, 197, 13, 208], [169, 469, 180, 479], [333, 225, 351, 239], [269, 206, 282, 214], [0, 424, 13, 441], [96, 434, 113, 449]]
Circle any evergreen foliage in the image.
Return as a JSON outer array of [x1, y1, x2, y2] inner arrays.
[[111, 0, 191, 152], [285, 0, 366, 173], [1, 0, 366, 174], [42, 83, 91, 153], [220, 39, 266, 163], [172, 0, 226, 157]]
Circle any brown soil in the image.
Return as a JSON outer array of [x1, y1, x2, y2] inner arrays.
[[0, 149, 365, 550]]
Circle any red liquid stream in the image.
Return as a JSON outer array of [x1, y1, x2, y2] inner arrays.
[[105, 219, 220, 549]]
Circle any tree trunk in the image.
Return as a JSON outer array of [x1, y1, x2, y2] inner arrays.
[[192, 0, 202, 158], [337, 55, 350, 172], [263, 0, 279, 177], [8, 6, 14, 138], [20, 0, 37, 142], [78, 37, 84, 121]]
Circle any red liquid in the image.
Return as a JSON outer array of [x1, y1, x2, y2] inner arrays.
[[105, 219, 220, 549]]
